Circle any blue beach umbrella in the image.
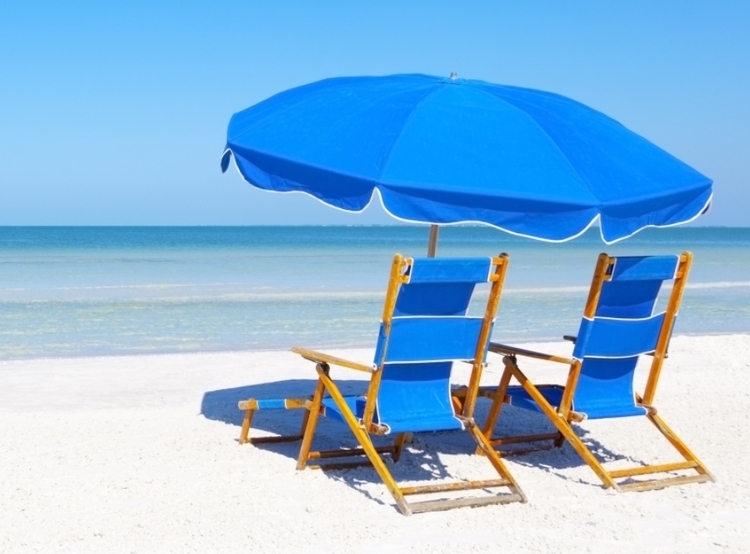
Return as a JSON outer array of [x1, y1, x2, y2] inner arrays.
[[221, 74, 712, 249]]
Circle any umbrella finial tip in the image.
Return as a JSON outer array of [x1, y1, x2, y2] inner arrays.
[[449, 72, 458, 80]]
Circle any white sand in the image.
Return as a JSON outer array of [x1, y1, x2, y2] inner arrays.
[[1, 334, 749, 553]]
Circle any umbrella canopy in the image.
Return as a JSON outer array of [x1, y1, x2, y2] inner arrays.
[[222, 74, 712, 244]]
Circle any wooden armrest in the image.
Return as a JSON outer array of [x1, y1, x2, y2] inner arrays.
[[291, 347, 375, 373], [489, 342, 574, 365]]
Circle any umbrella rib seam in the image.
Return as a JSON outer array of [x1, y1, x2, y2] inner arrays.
[[472, 85, 601, 205], [377, 84, 449, 180]]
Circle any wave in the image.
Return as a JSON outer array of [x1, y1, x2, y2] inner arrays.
[[0, 282, 262, 292], [1, 280, 748, 305], [0, 291, 385, 305], [684, 281, 750, 289], [494, 281, 750, 295]]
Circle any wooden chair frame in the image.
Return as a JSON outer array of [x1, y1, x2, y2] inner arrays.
[[240, 253, 527, 515], [479, 252, 714, 492]]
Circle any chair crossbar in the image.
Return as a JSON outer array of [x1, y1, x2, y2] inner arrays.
[[491, 444, 558, 457], [608, 460, 698, 478], [246, 434, 304, 445], [310, 461, 376, 471], [310, 447, 405, 471], [488, 432, 561, 447], [307, 445, 397, 460], [618, 473, 713, 493], [238, 396, 311, 445], [400, 478, 511, 495], [238, 397, 307, 411], [409, 493, 525, 514]]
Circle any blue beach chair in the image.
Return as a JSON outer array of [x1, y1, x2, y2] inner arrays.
[[238, 253, 526, 515], [481, 252, 714, 492]]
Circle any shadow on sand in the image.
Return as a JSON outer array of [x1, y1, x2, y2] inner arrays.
[[201, 379, 645, 505]]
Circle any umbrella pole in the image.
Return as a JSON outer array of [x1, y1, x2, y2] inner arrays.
[[427, 225, 439, 258]]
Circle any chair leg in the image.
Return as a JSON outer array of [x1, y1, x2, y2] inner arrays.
[[296, 377, 327, 470], [301, 366, 527, 515], [314, 368, 412, 514], [517, 387, 713, 491], [646, 412, 714, 480], [590, 411, 716, 491], [481, 364, 512, 439], [478, 358, 564, 456], [239, 408, 255, 445], [238, 397, 311, 445], [588, 412, 715, 492], [506, 361, 620, 490], [466, 420, 527, 503], [392, 433, 408, 463], [298, 403, 312, 437], [475, 364, 513, 456], [506, 358, 712, 491]]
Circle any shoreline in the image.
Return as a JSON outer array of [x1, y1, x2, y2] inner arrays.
[[2, 331, 749, 365]]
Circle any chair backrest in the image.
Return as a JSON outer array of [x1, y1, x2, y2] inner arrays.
[[363, 254, 508, 433], [570, 252, 692, 419]]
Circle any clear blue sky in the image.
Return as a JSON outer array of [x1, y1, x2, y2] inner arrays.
[[1, 1, 748, 226]]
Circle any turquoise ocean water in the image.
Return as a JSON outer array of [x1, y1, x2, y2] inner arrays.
[[1, 226, 748, 360]]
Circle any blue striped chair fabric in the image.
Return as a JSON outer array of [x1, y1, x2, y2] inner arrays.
[[484, 252, 713, 493], [320, 256, 494, 434], [507, 255, 680, 420]]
